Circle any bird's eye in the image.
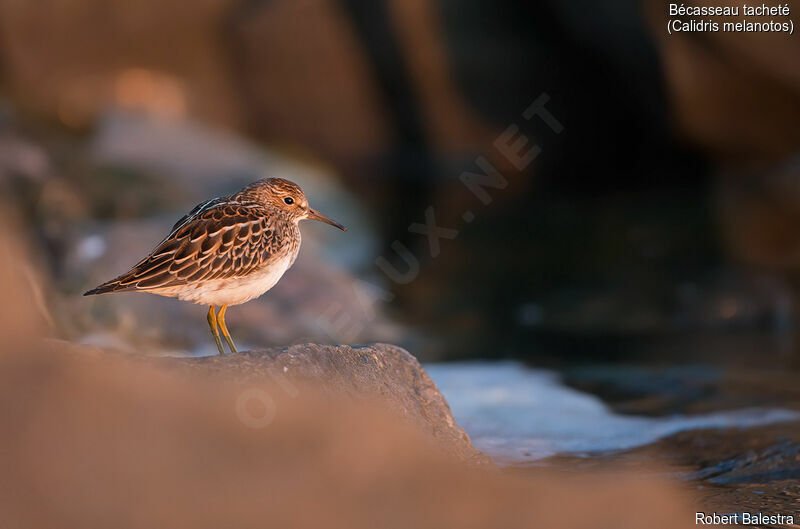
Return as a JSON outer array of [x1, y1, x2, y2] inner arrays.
[[284, 197, 294, 205]]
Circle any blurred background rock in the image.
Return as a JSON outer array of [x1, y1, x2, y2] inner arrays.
[[0, 0, 799, 363]]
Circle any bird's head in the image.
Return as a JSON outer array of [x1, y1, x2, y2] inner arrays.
[[246, 178, 347, 231]]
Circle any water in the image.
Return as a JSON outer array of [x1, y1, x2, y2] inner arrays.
[[425, 362, 800, 464]]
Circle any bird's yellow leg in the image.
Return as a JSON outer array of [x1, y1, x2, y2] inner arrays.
[[207, 306, 225, 356], [217, 305, 239, 354]]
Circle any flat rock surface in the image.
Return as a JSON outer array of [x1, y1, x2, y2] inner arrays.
[[175, 343, 489, 465], [553, 363, 800, 516]]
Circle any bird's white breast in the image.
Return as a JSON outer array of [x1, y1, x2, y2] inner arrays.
[[153, 253, 295, 307]]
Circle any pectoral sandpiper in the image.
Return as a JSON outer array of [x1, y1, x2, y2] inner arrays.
[[84, 178, 346, 355]]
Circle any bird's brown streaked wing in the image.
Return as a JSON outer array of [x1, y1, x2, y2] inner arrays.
[[84, 202, 285, 295], [168, 196, 227, 235]]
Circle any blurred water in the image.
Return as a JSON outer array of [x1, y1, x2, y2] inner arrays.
[[426, 362, 800, 464]]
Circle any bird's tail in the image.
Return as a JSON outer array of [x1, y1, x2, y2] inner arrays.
[[83, 278, 136, 296]]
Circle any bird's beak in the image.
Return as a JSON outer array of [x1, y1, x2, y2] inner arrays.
[[307, 208, 347, 231]]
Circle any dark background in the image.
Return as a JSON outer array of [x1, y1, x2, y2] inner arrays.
[[1, 0, 799, 365]]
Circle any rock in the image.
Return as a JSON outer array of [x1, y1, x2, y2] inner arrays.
[[625, 422, 800, 514], [176, 343, 490, 465], [0, 226, 695, 529]]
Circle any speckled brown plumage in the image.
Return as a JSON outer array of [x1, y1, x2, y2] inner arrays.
[[85, 201, 300, 294], [84, 177, 346, 355]]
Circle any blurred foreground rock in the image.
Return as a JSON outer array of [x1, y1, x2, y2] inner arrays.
[[176, 343, 487, 465], [2, 345, 695, 529], [0, 229, 693, 529]]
